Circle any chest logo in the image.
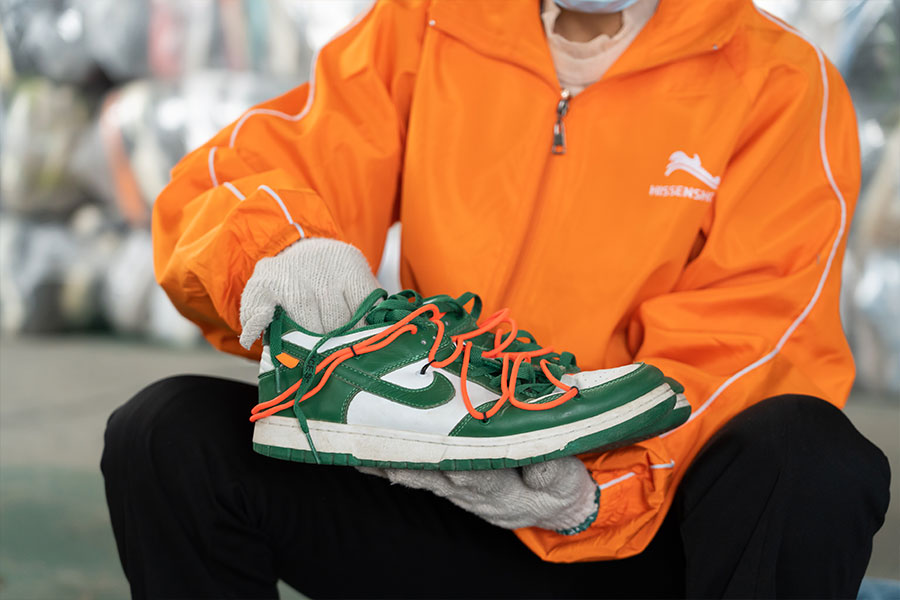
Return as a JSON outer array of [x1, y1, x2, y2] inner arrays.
[[665, 151, 721, 190]]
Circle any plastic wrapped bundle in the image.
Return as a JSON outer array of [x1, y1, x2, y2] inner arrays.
[[0, 206, 116, 333], [1, 77, 93, 218], [853, 250, 900, 395], [1, 0, 338, 83], [835, 0, 900, 191], [0, 19, 14, 90], [77, 0, 317, 82], [76, 0, 151, 81], [0, 216, 75, 333], [148, 284, 203, 347], [100, 227, 201, 345], [0, 0, 97, 84], [835, 1, 900, 395], [0, 208, 202, 342], [101, 228, 155, 335], [848, 126, 900, 396], [71, 71, 298, 226]]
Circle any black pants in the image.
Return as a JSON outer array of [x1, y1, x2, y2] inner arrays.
[[101, 375, 890, 599]]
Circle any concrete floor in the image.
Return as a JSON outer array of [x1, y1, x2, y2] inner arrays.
[[0, 334, 897, 598]]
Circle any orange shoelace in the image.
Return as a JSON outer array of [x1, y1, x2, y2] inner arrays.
[[250, 300, 579, 424]]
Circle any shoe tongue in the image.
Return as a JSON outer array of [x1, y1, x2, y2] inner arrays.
[[442, 310, 479, 336], [363, 291, 421, 325], [420, 291, 482, 336], [364, 290, 579, 397]]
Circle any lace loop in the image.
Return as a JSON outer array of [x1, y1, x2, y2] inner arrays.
[[250, 291, 581, 423]]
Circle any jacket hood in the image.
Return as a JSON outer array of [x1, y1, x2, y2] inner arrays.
[[428, 0, 751, 85]]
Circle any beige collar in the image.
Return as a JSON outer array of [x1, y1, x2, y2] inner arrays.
[[541, 0, 659, 92]]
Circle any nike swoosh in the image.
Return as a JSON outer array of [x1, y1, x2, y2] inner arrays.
[[335, 358, 457, 409], [345, 358, 498, 436]]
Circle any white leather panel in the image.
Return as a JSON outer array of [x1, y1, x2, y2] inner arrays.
[[346, 358, 498, 435], [380, 358, 436, 390], [259, 345, 274, 375], [560, 364, 640, 390], [262, 326, 392, 374], [282, 325, 391, 352]]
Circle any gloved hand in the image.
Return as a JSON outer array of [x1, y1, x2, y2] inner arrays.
[[361, 457, 600, 534], [239, 238, 379, 348]]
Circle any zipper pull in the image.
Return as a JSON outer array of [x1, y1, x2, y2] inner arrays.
[[552, 88, 571, 155]]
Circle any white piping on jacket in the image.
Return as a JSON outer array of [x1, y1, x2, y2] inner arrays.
[[221, 181, 301, 236], [598, 472, 636, 491], [207, 147, 219, 187], [597, 10, 849, 499], [597, 460, 675, 491], [651, 460, 676, 469], [223, 182, 245, 201], [212, 4, 376, 241], [227, 2, 377, 149], [258, 185, 305, 238], [661, 8, 849, 437]]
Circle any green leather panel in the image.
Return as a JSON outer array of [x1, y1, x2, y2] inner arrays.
[[451, 364, 665, 437], [663, 376, 685, 394], [258, 369, 358, 422], [258, 322, 462, 422]]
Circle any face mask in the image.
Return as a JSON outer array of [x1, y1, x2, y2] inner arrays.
[[553, 0, 640, 13]]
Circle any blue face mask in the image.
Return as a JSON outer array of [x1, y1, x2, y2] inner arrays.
[[553, 0, 640, 13]]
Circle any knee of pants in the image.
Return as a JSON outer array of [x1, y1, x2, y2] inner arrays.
[[715, 395, 891, 516], [100, 375, 229, 481]]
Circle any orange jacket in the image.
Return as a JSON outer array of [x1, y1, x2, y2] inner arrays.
[[153, 0, 860, 562]]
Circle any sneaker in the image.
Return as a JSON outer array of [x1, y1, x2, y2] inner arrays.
[[251, 290, 689, 470], [578, 378, 693, 456], [664, 377, 692, 427]]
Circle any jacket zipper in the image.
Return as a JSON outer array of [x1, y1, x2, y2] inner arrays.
[[552, 88, 571, 155]]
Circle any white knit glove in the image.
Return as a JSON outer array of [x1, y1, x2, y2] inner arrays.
[[239, 238, 379, 348], [361, 457, 600, 534]]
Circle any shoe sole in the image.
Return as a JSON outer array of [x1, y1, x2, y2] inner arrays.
[[252, 383, 676, 470], [592, 393, 691, 452]]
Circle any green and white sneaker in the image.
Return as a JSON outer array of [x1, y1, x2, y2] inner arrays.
[[251, 290, 689, 470], [664, 377, 692, 428]]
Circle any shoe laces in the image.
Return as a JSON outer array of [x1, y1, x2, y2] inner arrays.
[[250, 290, 581, 425]]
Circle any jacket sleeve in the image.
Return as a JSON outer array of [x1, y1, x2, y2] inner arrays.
[[152, 0, 427, 358], [518, 53, 860, 560]]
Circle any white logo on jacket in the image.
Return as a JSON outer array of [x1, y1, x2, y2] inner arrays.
[[664, 151, 721, 190]]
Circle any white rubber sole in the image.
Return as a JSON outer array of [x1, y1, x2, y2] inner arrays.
[[252, 383, 675, 465]]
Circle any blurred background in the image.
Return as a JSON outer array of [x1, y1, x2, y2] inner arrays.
[[0, 0, 897, 598]]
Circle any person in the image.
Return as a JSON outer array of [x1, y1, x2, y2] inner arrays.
[[101, 0, 891, 597]]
